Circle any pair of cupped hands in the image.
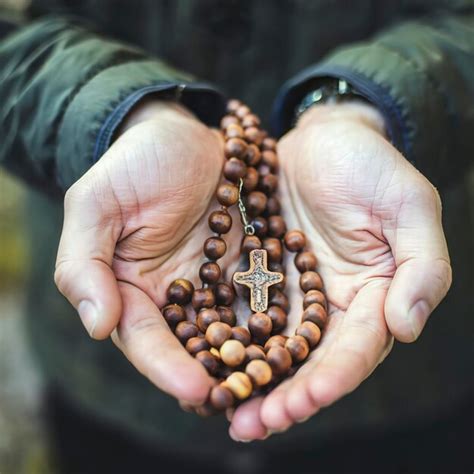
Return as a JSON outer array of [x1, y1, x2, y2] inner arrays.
[[54, 98, 451, 442]]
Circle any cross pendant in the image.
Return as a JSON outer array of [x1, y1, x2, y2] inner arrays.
[[233, 249, 284, 312]]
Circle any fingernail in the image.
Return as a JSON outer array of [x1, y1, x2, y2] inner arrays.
[[408, 300, 430, 340], [296, 416, 309, 424], [229, 427, 252, 443], [268, 426, 290, 435], [78, 300, 98, 337]]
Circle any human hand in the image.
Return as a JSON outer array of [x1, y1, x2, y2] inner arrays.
[[54, 99, 244, 406], [229, 102, 452, 441]]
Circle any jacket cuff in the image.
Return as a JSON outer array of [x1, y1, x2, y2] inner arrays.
[[57, 60, 225, 190]]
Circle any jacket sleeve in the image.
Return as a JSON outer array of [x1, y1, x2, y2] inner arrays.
[[272, 14, 474, 188], [0, 16, 225, 195]]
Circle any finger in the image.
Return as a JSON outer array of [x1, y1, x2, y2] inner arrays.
[[112, 282, 213, 404], [261, 281, 392, 431], [383, 178, 452, 342], [55, 180, 123, 339], [228, 397, 267, 442]]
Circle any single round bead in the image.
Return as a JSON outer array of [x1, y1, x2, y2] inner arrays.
[[226, 99, 242, 114], [162, 304, 186, 327], [251, 217, 268, 237], [245, 144, 261, 167], [242, 167, 259, 193], [244, 126, 263, 146], [205, 321, 232, 348], [231, 326, 251, 347], [225, 123, 244, 139], [267, 346, 292, 375], [199, 261, 221, 284], [225, 138, 247, 159], [245, 344, 266, 362], [262, 137, 277, 151], [266, 305, 287, 333], [245, 359, 272, 387], [175, 321, 198, 344], [192, 287, 215, 311], [265, 196, 281, 216], [241, 114, 261, 128], [216, 306, 236, 326], [285, 335, 309, 363], [220, 339, 246, 367], [166, 279, 194, 305], [295, 251, 318, 272], [210, 384, 234, 410], [296, 321, 322, 348], [196, 308, 220, 333], [269, 289, 290, 312], [208, 210, 232, 234], [215, 283, 235, 306], [235, 105, 251, 119], [248, 312, 273, 341], [195, 350, 219, 375], [223, 157, 247, 182], [263, 237, 283, 263], [221, 114, 239, 129], [258, 163, 272, 177], [302, 303, 328, 329], [203, 237, 227, 260], [246, 191, 267, 217], [303, 289, 327, 309], [216, 183, 239, 207], [261, 150, 279, 172], [268, 215, 286, 238], [241, 235, 262, 254], [225, 372, 252, 400], [259, 173, 278, 195], [284, 230, 306, 252], [264, 335, 287, 352], [300, 271, 323, 292], [185, 336, 210, 355]]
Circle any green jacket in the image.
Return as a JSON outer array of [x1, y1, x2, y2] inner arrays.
[[0, 0, 472, 456]]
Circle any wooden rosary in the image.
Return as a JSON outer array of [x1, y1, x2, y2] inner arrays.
[[161, 99, 327, 415]]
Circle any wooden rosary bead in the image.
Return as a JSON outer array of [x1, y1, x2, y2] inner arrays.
[[264, 335, 287, 352], [221, 114, 239, 128], [241, 113, 261, 128], [223, 157, 247, 182], [251, 216, 268, 237], [269, 288, 290, 312], [258, 163, 272, 177], [241, 235, 262, 254], [259, 173, 278, 195], [196, 308, 220, 332], [248, 312, 273, 341], [175, 321, 199, 344], [302, 303, 328, 329], [209, 210, 232, 234], [285, 335, 309, 363], [231, 326, 251, 347], [210, 384, 235, 410], [268, 215, 286, 238], [196, 350, 219, 375], [166, 279, 194, 305], [265, 196, 281, 216], [295, 251, 318, 272], [215, 283, 235, 306], [263, 237, 283, 263], [303, 289, 327, 309], [185, 336, 210, 355], [261, 150, 279, 172], [224, 137, 247, 159], [245, 359, 272, 387], [216, 306, 236, 326], [266, 305, 287, 333], [245, 144, 261, 167], [199, 261, 221, 284], [245, 344, 266, 362], [300, 271, 323, 292], [192, 287, 215, 310], [242, 167, 259, 193], [216, 183, 239, 207], [235, 104, 251, 119], [226, 99, 242, 114], [262, 137, 277, 151], [244, 126, 263, 146], [245, 191, 267, 217], [225, 372, 252, 400], [203, 236, 227, 260], [267, 346, 292, 375], [225, 123, 244, 139], [284, 230, 306, 252], [162, 304, 186, 327], [296, 321, 322, 348], [205, 321, 232, 348], [220, 339, 246, 367]]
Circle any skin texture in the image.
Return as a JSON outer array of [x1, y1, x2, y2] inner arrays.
[[54, 100, 451, 439]]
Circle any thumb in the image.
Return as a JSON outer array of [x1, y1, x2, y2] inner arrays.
[[384, 176, 452, 343], [55, 177, 123, 339]]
